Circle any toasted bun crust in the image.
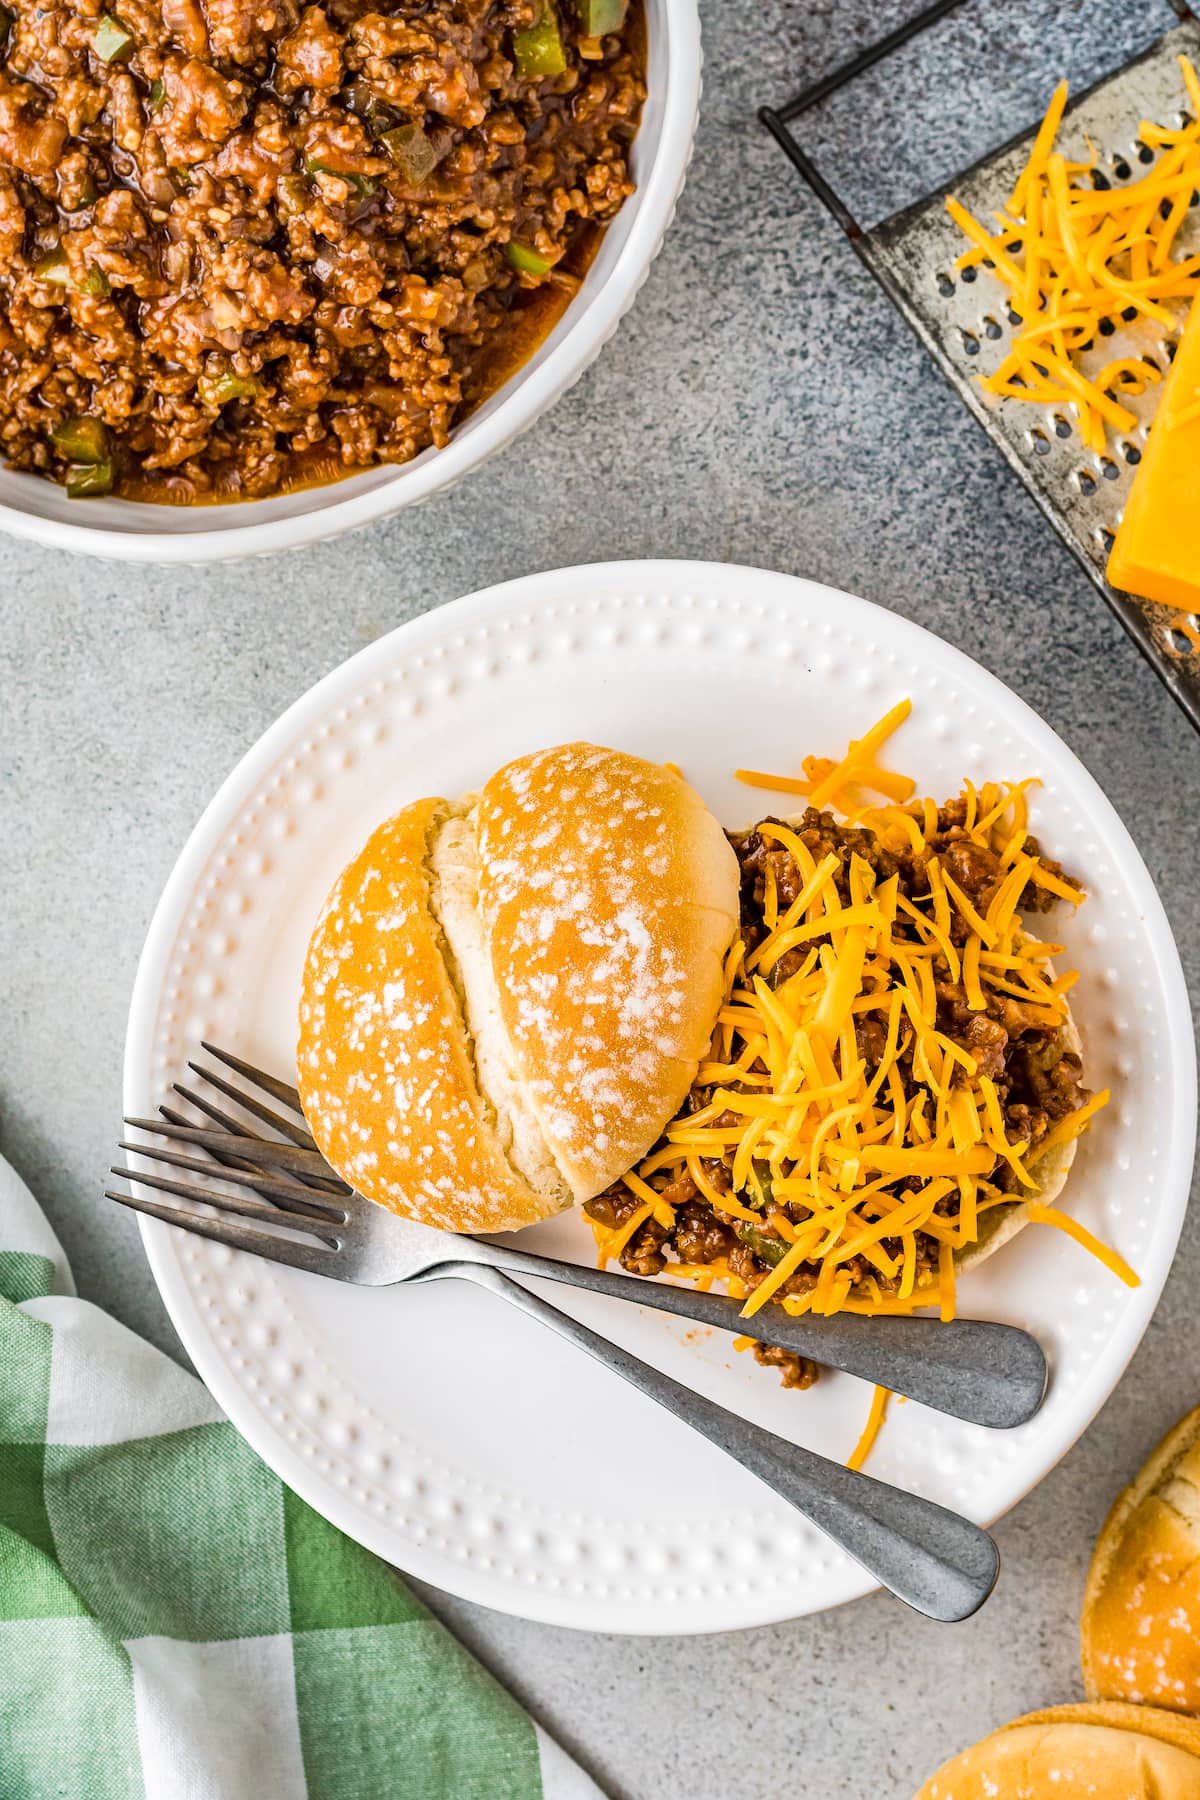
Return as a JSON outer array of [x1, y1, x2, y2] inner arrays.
[[475, 744, 740, 1199], [296, 797, 555, 1234], [1082, 1404, 1200, 1714], [297, 746, 740, 1233], [914, 1704, 1200, 1799]]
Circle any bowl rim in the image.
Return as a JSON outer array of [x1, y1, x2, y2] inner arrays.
[[0, 0, 701, 566]]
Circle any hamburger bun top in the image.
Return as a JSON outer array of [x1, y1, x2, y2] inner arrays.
[[296, 744, 740, 1234], [914, 1702, 1200, 1800], [1082, 1403, 1200, 1714]]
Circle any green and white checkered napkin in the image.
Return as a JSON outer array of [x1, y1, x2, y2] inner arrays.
[[0, 1155, 599, 1800]]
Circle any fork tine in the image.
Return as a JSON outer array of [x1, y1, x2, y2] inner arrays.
[[186, 1061, 317, 1151], [199, 1042, 305, 1117], [171, 1081, 262, 1139], [157, 1102, 348, 1197], [110, 1166, 344, 1240], [124, 1118, 342, 1179], [105, 1188, 339, 1276], [118, 1141, 346, 1221]]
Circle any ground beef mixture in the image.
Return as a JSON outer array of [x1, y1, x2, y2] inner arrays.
[[0, 0, 643, 500], [585, 800, 1090, 1392]]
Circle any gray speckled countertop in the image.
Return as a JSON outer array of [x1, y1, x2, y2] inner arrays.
[[2, 2, 1198, 1795]]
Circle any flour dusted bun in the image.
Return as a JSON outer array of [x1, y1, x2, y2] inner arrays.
[[297, 744, 740, 1234], [1082, 1404, 1200, 1714], [914, 1702, 1200, 1799]]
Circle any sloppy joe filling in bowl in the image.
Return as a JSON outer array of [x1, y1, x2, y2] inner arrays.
[[0, 0, 699, 559]]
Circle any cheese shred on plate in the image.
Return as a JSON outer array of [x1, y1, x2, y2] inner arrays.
[[587, 702, 1124, 1341], [944, 58, 1200, 450]]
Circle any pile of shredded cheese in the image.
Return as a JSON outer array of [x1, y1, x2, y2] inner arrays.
[[591, 704, 1134, 1466], [945, 58, 1200, 450], [591, 701, 1132, 1322]]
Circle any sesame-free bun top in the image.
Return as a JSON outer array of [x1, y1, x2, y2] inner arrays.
[[296, 744, 740, 1234], [914, 1702, 1200, 1800], [1082, 1403, 1200, 1714]]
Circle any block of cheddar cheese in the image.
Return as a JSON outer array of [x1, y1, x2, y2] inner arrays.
[[1108, 296, 1200, 613]]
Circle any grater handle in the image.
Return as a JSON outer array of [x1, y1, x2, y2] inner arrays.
[[759, 0, 969, 238]]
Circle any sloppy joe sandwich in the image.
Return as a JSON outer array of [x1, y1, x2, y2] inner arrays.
[[298, 703, 1122, 1412], [1082, 1402, 1200, 1714], [297, 744, 740, 1233], [584, 701, 1124, 1389]]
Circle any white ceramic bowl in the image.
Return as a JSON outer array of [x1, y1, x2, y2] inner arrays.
[[0, 4, 700, 565]]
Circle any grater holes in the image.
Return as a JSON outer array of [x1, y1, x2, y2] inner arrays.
[[1112, 156, 1132, 180], [1098, 316, 1116, 337], [1096, 526, 1115, 551], [1076, 469, 1098, 497], [1029, 427, 1051, 456], [1006, 305, 1022, 326], [1164, 625, 1195, 656], [936, 271, 955, 297], [960, 329, 980, 357], [1100, 456, 1120, 481], [982, 314, 1003, 340], [961, 265, 978, 285], [1053, 413, 1072, 439], [1121, 441, 1142, 465], [1091, 170, 1111, 191], [1136, 141, 1154, 165]]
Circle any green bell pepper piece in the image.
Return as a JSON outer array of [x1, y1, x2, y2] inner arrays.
[[92, 13, 136, 63], [380, 122, 439, 186], [304, 155, 376, 196], [733, 1221, 788, 1269], [513, 0, 566, 79], [198, 369, 261, 407], [33, 249, 70, 285], [33, 251, 109, 294], [504, 239, 557, 277], [50, 416, 110, 463], [66, 459, 115, 498], [576, 0, 627, 33]]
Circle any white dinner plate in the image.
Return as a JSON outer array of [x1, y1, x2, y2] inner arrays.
[[125, 560, 1195, 1634]]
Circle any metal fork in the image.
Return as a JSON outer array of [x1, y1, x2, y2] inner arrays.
[[108, 1046, 1005, 1621], [109, 1049, 1047, 1431]]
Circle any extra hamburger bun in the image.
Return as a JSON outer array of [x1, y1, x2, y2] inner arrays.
[[1082, 1403, 1200, 1713], [297, 744, 740, 1234], [914, 1702, 1200, 1799]]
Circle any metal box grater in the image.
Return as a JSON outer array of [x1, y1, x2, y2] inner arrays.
[[763, 3, 1200, 731]]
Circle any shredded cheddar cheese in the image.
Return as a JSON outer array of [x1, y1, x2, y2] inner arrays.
[[945, 58, 1200, 449], [847, 1385, 891, 1472], [587, 702, 1123, 1346]]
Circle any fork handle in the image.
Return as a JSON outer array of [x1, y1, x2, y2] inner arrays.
[[440, 1260, 999, 1622], [471, 1242, 1046, 1430]]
